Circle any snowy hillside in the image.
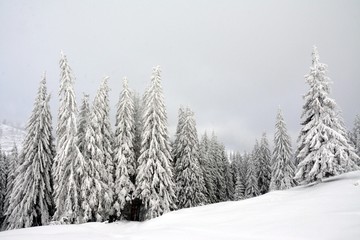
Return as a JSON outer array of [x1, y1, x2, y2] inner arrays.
[[1, 171, 360, 240], [0, 123, 25, 154]]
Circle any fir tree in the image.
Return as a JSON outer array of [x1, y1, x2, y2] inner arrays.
[[5, 74, 55, 229], [234, 172, 246, 200], [198, 133, 213, 203], [351, 115, 360, 165], [134, 66, 176, 220], [113, 77, 136, 219], [229, 152, 240, 197], [3, 144, 19, 225], [209, 134, 227, 202], [257, 133, 272, 194], [0, 145, 7, 222], [245, 146, 260, 198], [221, 146, 234, 200], [77, 94, 90, 156], [172, 107, 186, 167], [174, 107, 206, 209], [132, 92, 143, 163], [295, 46, 359, 184], [83, 77, 114, 221], [270, 108, 296, 191], [53, 52, 85, 224]]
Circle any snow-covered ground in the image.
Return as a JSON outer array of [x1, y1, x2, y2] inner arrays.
[[0, 123, 25, 154], [1, 171, 360, 240]]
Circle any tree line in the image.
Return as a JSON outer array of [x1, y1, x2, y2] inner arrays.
[[0, 46, 359, 230]]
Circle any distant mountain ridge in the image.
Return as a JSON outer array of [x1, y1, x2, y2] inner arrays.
[[0, 123, 25, 154]]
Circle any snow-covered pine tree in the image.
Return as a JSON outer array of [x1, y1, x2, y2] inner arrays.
[[252, 140, 261, 177], [0, 145, 7, 223], [2, 144, 19, 225], [270, 108, 296, 191], [230, 152, 240, 199], [209, 134, 227, 202], [222, 147, 234, 200], [172, 107, 186, 167], [239, 152, 250, 192], [134, 66, 176, 220], [78, 95, 112, 223], [245, 145, 260, 198], [351, 115, 360, 165], [5, 74, 55, 229], [87, 77, 114, 221], [234, 171, 246, 200], [113, 77, 136, 220], [132, 92, 143, 163], [198, 133, 213, 203], [77, 94, 90, 156], [257, 133, 272, 194], [53, 52, 85, 224], [174, 107, 206, 209], [295, 46, 359, 184]]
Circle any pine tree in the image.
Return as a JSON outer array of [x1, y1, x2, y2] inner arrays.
[[93, 77, 115, 186], [5, 74, 55, 229], [295, 46, 359, 184], [270, 108, 296, 191], [174, 107, 206, 209], [222, 147, 234, 200], [134, 66, 176, 220], [3, 144, 19, 225], [78, 101, 103, 222], [172, 107, 186, 167], [351, 115, 360, 165], [132, 92, 143, 163], [245, 146, 260, 198], [0, 145, 7, 222], [77, 94, 90, 156], [209, 134, 227, 202], [53, 52, 85, 224], [198, 133, 213, 203], [234, 172, 246, 200], [83, 77, 114, 221], [113, 77, 136, 219], [229, 152, 239, 195], [257, 133, 272, 194]]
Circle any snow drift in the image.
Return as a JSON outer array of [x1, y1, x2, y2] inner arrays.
[[1, 171, 360, 240]]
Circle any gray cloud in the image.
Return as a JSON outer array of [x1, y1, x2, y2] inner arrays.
[[1, 0, 359, 152]]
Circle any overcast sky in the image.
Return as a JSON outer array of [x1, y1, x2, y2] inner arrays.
[[0, 0, 359, 152]]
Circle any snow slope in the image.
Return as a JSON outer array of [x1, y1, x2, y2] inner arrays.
[[1, 171, 360, 240], [0, 123, 25, 154]]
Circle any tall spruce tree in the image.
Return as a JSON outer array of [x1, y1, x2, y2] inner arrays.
[[113, 77, 136, 219], [77, 94, 90, 156], [351, 115, 360, 165], [245, 146, 260, 198], [2, 144, 19, 226], [209, 134, 227, 202], [5, 74, 55, 229], [257, 133, 272, 194], [0, 145, 6, 223], [295, 46, 359, 184], [172, 107, 186, 167], [198, 133, 213, 203], [84, 77, 114, 221], [53, 52, 85, 223], [270, 108, 296, 191], [173, 107, 206, 209], [134, 66, 176, 220], [132, 92, 143, 163]]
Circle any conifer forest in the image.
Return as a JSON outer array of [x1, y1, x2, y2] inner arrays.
[[0, 46, 359, 232]]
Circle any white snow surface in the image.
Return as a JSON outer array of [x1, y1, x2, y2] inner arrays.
[[2, 171, 360, 240], [0, 123, 25, 154]]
